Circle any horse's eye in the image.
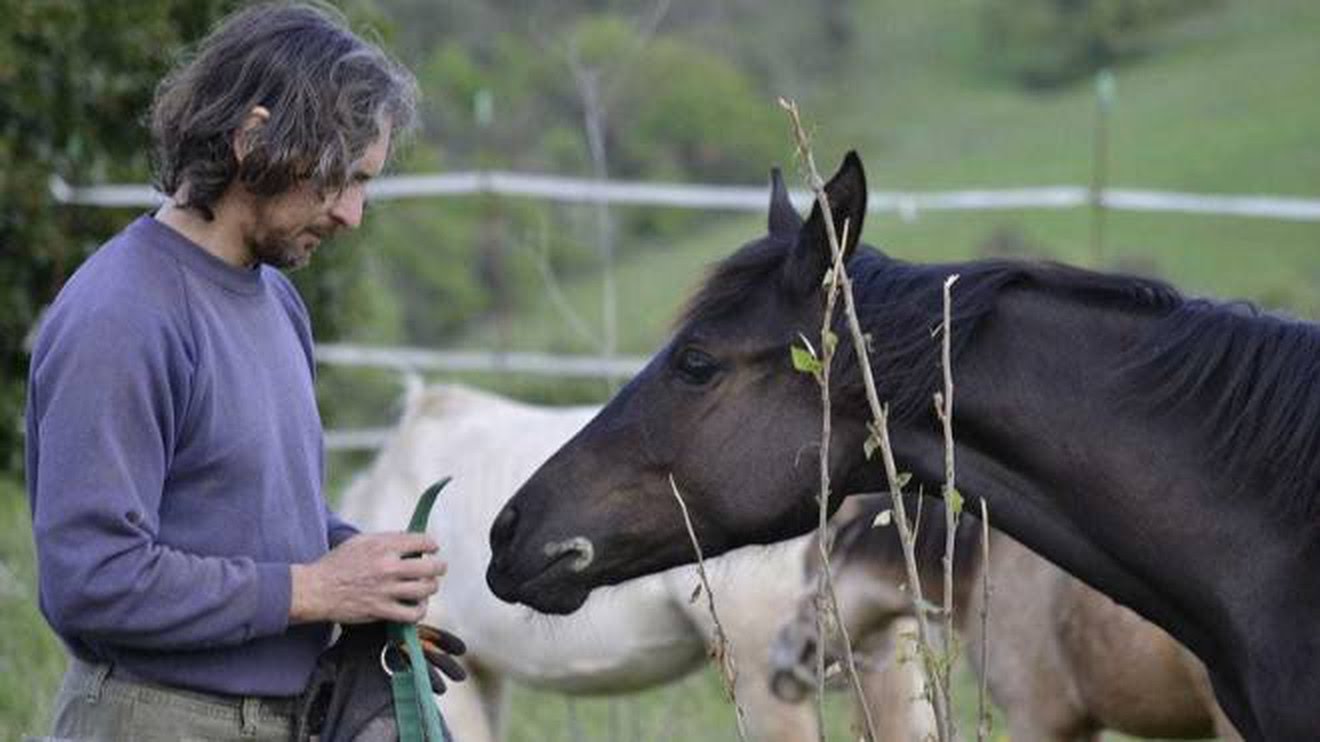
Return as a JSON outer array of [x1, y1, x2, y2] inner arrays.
[[674, 348, 720, 386]]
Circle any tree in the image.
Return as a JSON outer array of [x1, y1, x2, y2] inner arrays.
[[0, 1, 243, 474], [0, 0, 392, 476]]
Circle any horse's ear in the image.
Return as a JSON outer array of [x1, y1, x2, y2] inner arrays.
[[783, 151, 867, 296], [768, 167, 802, 238]]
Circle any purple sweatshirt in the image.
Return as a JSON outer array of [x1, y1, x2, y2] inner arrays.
[[25, 216, 358, 697]]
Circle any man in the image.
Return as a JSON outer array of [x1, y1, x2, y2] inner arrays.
[[25, 3, 445, 739]]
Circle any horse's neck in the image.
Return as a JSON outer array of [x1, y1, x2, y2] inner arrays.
[[843, 284, 1318, 738], [842, 293, 1202, 644]]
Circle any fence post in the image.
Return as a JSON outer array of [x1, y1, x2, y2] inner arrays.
[[1090, 69, 1116, 266]]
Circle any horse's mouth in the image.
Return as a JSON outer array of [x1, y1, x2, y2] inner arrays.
[[486, 546, 594, 615]]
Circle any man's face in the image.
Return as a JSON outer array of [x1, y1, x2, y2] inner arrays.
[[247, 127, 392, 270]]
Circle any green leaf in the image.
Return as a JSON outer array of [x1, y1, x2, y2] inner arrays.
[[948, 487, 964, 515], [871, 508, 893, 528], [895, 471, 912, 489], [863, 433, 880, 460], [823, 329, 838, 356], [790, 344, 822, 375]]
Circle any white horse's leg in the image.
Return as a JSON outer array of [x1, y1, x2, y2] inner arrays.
[[856, 618, 937, 742], [666, 541, 819, 742]]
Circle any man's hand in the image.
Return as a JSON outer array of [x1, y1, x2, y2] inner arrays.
[[289, 532, 445, 624]]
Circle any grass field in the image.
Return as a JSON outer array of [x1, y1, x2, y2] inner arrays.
[[3, 0, 1315, 738], [0, 475, 64, 739], [454, 0, 1319, 360]]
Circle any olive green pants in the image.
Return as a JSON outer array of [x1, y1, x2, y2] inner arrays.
[[40, 656, 296, 742]]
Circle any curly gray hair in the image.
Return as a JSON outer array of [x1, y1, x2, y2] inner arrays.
[[149, 1, 417, 219]]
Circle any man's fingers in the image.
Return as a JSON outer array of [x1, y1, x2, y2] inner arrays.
[[392, 556, 445, 580], [386, 532, 439, 556], [393, 577, 440, 603], [377, 600, 428, 624]]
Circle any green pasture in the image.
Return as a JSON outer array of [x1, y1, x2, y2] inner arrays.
[[3, 0, 1315, 738], [453, 0, 1319, 361], [0, 460, 988, 740]]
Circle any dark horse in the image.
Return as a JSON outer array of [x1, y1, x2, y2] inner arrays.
[[486, 152, 1320, 740]]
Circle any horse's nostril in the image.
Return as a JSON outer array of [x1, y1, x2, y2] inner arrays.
[[771, 668, 809, 704], [491, 505, 520, 549]]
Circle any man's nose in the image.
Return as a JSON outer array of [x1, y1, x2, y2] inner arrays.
[[329, 187, 365, 229]]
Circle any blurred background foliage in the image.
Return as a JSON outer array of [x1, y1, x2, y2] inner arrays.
[[6, 0, 1293, 475], [3, 0, 1318, 737], [982, 0, 1220, 87]]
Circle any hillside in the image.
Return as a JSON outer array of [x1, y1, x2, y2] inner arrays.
[[454, 0, 1319, 366]]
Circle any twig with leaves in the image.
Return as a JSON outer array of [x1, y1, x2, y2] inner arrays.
[[668, 474, 750, 742], [790, 218, 881, 742], [935, 273, 962, 736], [779, 97, 958, 742]]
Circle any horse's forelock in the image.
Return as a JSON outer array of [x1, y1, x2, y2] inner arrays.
[[674, 236, 792, 331]]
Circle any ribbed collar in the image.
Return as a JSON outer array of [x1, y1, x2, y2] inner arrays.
[[131, 215, 265, 296]]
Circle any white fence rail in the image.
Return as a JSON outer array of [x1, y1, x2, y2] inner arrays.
[[50, 172, 1320, 222], [57, 170, 1315, 451], [317, 343, 644, 451], [324, 427, 395, 452], [317, 343, 646, 379]]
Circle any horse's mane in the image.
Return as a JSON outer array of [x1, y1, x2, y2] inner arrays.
[[677, 236, 789, 330], [682, 236, 1319, 516], [1120, 299, 1320, 517], [840, 248, 1182, 422], [833, 493, 984, 594], [847, 248, 1320, 517]]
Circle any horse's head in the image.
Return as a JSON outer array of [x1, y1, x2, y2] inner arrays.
[[486, 152, 871, 614], [769, 494, 918, 702]]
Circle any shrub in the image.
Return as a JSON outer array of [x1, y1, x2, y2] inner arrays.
[[981, 0, 1217, 88]]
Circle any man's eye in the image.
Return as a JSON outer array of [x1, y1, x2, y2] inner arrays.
[[674, 348, 720, 386]]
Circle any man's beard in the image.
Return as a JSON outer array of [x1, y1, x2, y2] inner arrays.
[[250, 228, 325, 270]]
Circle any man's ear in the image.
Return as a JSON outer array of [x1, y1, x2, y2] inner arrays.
[[782, 150, 867, 296], [233, 105, 271, 164]]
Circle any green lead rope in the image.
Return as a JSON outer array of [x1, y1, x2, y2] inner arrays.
[[389, 477, 451, 742]]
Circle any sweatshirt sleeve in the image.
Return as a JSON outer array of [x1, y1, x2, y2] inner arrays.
[[326, 509, 360, 548], [27, 297, 290, 651]]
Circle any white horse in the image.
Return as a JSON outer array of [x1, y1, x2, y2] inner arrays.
[[337, 383, 931, 742]]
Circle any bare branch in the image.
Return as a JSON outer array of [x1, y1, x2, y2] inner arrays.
[[937, 273, 962, 733], [668, 474, 750, 742], [808, 215, 880, 741], [523, 214, 605, 352], [779, 96, 956, 742], [977, 499, 994, 742], [559, 0, 673, 389]]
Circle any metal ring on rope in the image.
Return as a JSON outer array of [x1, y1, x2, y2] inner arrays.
[[379, 642, 410, 677]]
